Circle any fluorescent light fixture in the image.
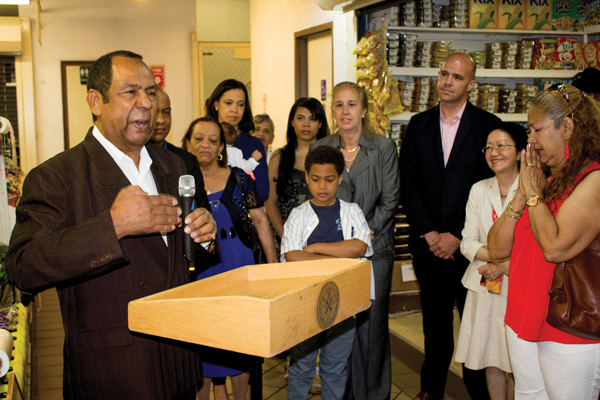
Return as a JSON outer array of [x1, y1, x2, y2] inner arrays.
[[0, 0, 30, 4]]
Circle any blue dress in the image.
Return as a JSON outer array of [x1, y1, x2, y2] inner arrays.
[[196, 189, 255, 378]]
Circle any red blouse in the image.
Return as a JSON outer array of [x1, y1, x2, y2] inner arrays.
[[505, 161, 600, 344]]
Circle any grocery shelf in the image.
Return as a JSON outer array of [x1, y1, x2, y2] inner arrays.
[[387, 26, 585, 36], [389, 67, 581, 79], [390, 112, 527, 122]]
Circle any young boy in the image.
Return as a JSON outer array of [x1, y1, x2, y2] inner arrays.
[[221, 122, 261, 176], [281, 146, 373, 400]]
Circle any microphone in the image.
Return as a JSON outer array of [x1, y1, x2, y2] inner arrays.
[[179, 175, 196, 271]]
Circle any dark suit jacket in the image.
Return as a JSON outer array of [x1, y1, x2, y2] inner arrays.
[[400, 101, 500, 274], [6, 130, 201, 400]]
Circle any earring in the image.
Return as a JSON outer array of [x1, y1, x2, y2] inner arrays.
[[564, 142, 570, 160], [217, 154, 223, 161]]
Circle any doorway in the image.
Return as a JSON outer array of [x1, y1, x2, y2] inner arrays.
[[61, 61, 94, 149], [295, 23, 333, 127]]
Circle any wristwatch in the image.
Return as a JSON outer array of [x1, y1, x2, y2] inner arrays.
[[526, 195, 544, 207]]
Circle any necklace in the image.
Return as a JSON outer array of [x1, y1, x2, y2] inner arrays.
[[500, 194, 507, 198], [343, 145, 359, 153], [205, 170, 224, 194], [344, 153, 358, 162]]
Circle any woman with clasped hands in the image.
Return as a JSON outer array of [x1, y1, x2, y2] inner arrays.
[[488, 84, 600, 399]]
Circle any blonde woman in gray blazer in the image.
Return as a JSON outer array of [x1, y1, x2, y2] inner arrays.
[[311, 82, 400, 400]]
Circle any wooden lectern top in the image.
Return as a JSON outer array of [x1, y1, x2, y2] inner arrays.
[[128, 258, 371, 358]]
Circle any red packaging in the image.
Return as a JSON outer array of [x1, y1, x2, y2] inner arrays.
[[554, 37, 578, 69], [583, 41, 599, 68]]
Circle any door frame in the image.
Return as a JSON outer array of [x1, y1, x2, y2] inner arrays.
[[61, 60, 93, 150], [294, 22, 333, 100], [193, 41, 251, 118]]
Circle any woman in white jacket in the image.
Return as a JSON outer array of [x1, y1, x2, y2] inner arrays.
[[455, 122, 528, 400]]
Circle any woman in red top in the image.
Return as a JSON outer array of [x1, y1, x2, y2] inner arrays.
[[488, 84, 600, 399]]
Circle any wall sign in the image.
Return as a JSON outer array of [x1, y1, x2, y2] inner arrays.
[[150, 65, 166, 88]]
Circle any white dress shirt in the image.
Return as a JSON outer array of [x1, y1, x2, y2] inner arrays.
[[92, 126, 167, 246]]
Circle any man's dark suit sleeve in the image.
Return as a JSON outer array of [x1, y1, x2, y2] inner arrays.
[[400, 116, 436, 238], [6, 166, 126, 293]]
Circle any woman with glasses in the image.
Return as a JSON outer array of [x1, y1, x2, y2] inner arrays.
[[455, 122, 527, 400], [488, 84, 600, 399]]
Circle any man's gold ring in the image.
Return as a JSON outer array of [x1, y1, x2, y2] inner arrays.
[[211, 232, 216, 241], [527, 163, 534, 166]]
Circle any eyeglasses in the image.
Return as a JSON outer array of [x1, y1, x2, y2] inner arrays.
[[482, 144, 516, 154], [551, 83, 574, 119]]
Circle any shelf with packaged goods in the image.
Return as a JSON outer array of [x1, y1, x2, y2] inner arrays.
[[586, 24, 600, 35], [387, 26, 586, 37], [389, 66, 581, 78], [390, 112, 527, 122]]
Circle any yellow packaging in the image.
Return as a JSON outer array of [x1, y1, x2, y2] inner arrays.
[[499, 1, 526, 29], [526, 0, 551, 30], [470, 0, 499, 29]]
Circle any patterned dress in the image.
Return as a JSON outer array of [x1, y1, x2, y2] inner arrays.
[[272, 168, 310, 256]]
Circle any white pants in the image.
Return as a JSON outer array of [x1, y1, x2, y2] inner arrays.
[[506, 325, 600, 400]]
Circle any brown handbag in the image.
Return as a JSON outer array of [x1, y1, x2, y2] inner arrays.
[[546, 229, 600, 340]]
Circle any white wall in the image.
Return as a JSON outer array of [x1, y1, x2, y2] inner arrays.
[[19, 0, 197, 164], [250, 0, 357, 150], [196, 0, 250, 42]]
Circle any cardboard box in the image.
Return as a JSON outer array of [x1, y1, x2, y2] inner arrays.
[[574, 0, 586, 30], [128, 259, 371, 358], [526, 0, 552, 30], [470, 0, 499, 29], [552, 0, 575, 30], [499, 0, 526, 29]]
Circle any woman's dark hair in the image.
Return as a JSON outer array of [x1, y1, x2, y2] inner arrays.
[[205, 79, 254, 133], [181, 116, 228, 167], [489, 121, 528, 152], [531, 83, 600, 204], [276, 97, 329, 200], [571, 68, 600, 94], [305, 146, 345, 176]]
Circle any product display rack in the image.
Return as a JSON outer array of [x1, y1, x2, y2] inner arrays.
[[386, 25, 600, 122]]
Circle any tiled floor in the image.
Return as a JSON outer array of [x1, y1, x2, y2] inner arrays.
[[33, 289, 467, 400]]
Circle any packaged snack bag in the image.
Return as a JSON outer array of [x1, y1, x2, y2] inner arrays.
[[552, 0, 575, 30], [526, 0, 552, 30], [470, 0, 499, 29], [583, 40, 598, 68], [499, 0, 526, 29]]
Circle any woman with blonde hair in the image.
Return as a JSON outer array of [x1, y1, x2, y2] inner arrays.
[[488, 84, 600, 399], [312, 81, 400, 400]]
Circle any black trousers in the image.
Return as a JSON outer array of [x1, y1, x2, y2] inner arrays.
[[413, 241, 490, 400]]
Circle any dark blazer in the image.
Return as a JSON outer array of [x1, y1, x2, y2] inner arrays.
[[6, 130, 201, 400], [165, 141, 209, 211], [312, 131, 400, 259], [400, 101, 500, 267]]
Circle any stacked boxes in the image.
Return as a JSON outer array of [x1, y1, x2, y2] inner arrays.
[[574, 0, 586, 30], [432, 4, 444, 27], [586, 0, 600, 27], [502, 42, 519, 69], [518, 40, 536, 69], [431, 41, 451, 68], [469, 82, 479, 105], [469, 0, 498, 29], [477, 84, 504, 113], [515, 84, 540, 113], [412, 77, 433, 112], [398, 0, 435, 27], [450, 0, 470, 27], [398, 78, 439, 113], [485, 43, 504, 69], [498, 88, 519, 113], [499, 0, 526, 29], [526, 0, 552, 30], [416, 41, 434, 67], [470, 51, 488, 68]]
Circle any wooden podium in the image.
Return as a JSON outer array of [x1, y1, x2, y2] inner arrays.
[[128, 258, 371, 357]]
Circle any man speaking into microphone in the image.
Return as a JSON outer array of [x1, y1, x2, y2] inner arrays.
[[6, 50, 216, 400]]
